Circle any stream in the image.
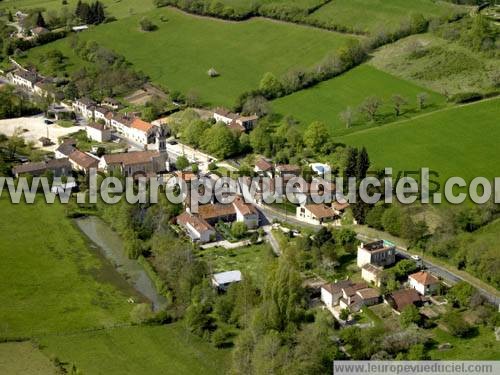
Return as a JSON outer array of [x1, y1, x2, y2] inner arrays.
[[75, 216, 167, 312]]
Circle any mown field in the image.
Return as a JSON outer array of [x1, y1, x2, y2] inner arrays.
[[0, 342, 57, 374], [21, 7, 355, 106], [370, 34, 500, 96], [271, 64, 446, 133], [0, 0, 156, 19], [197, 243, 276, 288], [37, 324, 231, 374], [0, 198, 231, 373], [339, 98, 500, 184], [306, 0, 463, 34], [0, 198, 133, 339]]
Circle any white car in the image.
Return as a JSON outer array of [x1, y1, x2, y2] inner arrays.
[[410, 255, 421, 261]]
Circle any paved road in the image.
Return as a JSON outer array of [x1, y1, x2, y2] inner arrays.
[[259, 204, 500, 307]]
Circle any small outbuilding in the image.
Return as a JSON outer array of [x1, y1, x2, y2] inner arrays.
[[211, 270, 242, 291]]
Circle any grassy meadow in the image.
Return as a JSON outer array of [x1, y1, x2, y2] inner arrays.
[[37, 324, 231, 374], [0, 342, 57, 374], [306, 0, 463, 34], [370, 34, 500, 96], [339, 98, 500, 184], [197, 243, 276, 288], [0, 0, 156, 19], [271, 64, 446, 133], [21, 7, 355, 106], [0, 198, 135, 339]]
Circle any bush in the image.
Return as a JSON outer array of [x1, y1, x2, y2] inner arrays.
[[449, 92, 483, 104], [231, 222, 248, 239], [140, 17, 157, 32], [442, 311, 472, 337], [212, 327, 230, 348]]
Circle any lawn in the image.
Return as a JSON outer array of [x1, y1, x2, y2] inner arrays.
[[429, 326, 500, 360], [271, 64, 446, 134], [339, 98, 500, 185], [0, 341, 56, 375], [21, 7, 355, 107], [197, 243, 276, 287], [0, 198, 133, 339], [369, 34, 500, 96], [0, 0, 156, 19], [306, 0, 463, 34], [38, 324, 231, 374]]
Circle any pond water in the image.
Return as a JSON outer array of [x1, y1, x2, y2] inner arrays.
[[75, 216, 167, 311]]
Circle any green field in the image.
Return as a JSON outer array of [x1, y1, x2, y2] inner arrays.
[[38, 324, 230, 374], [0, 342, 56, 374], [21, 7, 354, 106], [429, 326, 500, 360], [197, 243, 276, 287], [0, 198, 134, 339], [271, 64, 446, 133], [370, 34, 500, 96], [306, 0, 462, 34], [339, 98, 500, 183], [0, 0, 156, 19]]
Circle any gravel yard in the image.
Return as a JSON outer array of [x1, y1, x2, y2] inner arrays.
[[0, 115, 81, 152]]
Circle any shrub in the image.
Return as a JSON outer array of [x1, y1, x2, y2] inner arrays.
[[449, 92, 483, 104]]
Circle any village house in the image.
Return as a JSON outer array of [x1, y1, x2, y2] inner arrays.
[[198, 203, 237, 225], [73, 98, 96, 119], [8, 69, 38, 91], [110, 114, 156, 145], [101, 97, 121, 110], [385, 289, 424, 314], [296, 204, 340, 225], [357, 240, 396, 268], [68, 149, 99, 174], [176, 211, 215, 243], [233, 196, 259, 229], [12, 158, 72, 178], [409, 271, 440, 296], [93, 106, 113, 125], [361, 264, 384, 287], [99, 150, 169, 177], [254, 157, 273, 177], [55, 139, 77, 159], [332, 201, 350, 216], [275, 164, 301, 178], [213, 108, 258, 131], [85, 122, 112, 143], [321, 280, 380, 313], [211, 270, 242, 291]]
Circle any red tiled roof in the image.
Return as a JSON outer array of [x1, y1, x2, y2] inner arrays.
[[389, 289, 422, 311], [255, 157, 273, 172], [69, 150, 99, 169], [305, 204, 337, 219], [176, 212, 213, 233], [131, 118, 154, 133], [233, 196, 257, 216], [103, 151, 159, 166], [198, 203, 236, 221], [276, 164, 300, 173], [409, 271, 439, 286]]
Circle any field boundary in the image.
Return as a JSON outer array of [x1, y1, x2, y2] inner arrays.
[[340, 95, 500, 138]]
